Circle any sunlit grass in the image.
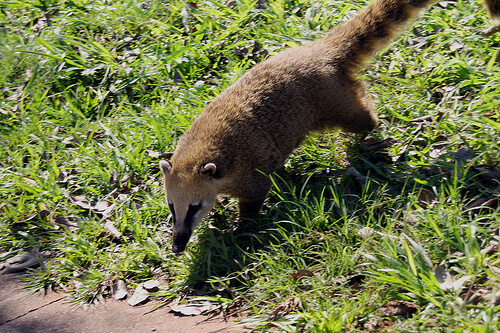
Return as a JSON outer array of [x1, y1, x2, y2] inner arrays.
[[1, 0, 499, 330]]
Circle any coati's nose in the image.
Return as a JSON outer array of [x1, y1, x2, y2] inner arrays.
[[172, 231, 191, 253]]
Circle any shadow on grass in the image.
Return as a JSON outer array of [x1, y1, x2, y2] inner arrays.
[[180, 134, 499, 299]]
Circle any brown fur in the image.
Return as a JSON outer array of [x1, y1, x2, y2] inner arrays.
[[485, 0, 500, 18], [160, 0, 498, 253]]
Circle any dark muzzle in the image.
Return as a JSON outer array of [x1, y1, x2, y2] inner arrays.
[[172, 231, 192, 253]]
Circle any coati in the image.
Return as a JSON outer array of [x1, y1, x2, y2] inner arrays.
[[160, 0, 500, 253]]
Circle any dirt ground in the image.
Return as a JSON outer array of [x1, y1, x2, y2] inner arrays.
[[0, 273, 246, 333]]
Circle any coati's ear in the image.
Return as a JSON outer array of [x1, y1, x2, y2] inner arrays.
[[199, 163, 217, 178], [159, 160, 172, 176]]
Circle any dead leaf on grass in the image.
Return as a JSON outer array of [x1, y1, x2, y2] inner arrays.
[[357, 227, 398, 240], [270, 297, 300, 321], [85, 129, 105, 140], [291, 269, 315, 280], [62, 134, 80, 145], [58, 170, 69, 183], [71, 195, 92, 210], [466, 197, 499, 213], [120, 173, 131, 184], [434, 264, 472, 292], [92, 200, 114, 217], [481, 240, 499, 256], [363, 318, 394, 332], [146, 150, 173, 159], [409, 112, 444, 124], [363, 138, 397, 151], [109, 169, 119, 186], [378, 300, 418, 317], [358, 226, 375, 238], [53, 216, 79, 232], [450, 40, 464, 51], [463, 287, 491, 305], [104, 220, 121, 239], [18, 209, 50, 223], [416, 188, 437, 208]]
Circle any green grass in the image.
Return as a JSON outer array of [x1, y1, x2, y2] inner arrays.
[[1, 0, 500, 331]]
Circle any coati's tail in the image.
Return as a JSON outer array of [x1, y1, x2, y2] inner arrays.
[[485, 0, 500, 18], [325, 0, 435, 73]]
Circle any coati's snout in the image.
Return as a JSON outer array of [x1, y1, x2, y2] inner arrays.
[[172, 229, 191, 253], [159, 160, 219, 253]]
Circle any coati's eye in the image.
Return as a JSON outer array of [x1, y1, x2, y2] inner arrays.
[[168, 201, 176, 223], [184, 202, 202, 225], [188, 202, 202, 214]]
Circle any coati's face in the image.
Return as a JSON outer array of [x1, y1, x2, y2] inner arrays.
[[159, 160, 219, 253]]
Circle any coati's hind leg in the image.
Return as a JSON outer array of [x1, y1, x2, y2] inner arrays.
[[340, 104, 379, 133], [340, 78, 379, 133], [322, 76, 379, 133]]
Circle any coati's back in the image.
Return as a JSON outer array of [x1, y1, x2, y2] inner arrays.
[[161, 0, 500, 253], [172, 0, 439, 164]]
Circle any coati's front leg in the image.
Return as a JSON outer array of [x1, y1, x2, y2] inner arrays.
[[236, 174, 272, 219]]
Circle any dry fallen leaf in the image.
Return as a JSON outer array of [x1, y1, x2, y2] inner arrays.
[[143, 279, 160, 292], [378, 300, 418, 317], [416, 188, 437, 207], [291, 269, 315, 280], [450, 40, 464, 51], [18, 210, 50, 223], [170, 303, 212, 316], [363, 138, 397, 151], [112, 279, 128, 300], [109, 169, 119, 186], [58, 170, 69, 183], [62, 134, 80, 144], [0, 252, 42, 274], [71, 195, 92, 210], [358, 226, 375, 239], [92, 200, 114, 217], [434, 264, 471, 292], [104, 220, 122, 239], [270, 297, 300, 321], [53, 216, 79, 232], [127, 283, 149, 306], [85, 129, 105, 140], [146, 150, 173, 159], [480, 240, 499, 256], [409, 112, 444, 124]]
